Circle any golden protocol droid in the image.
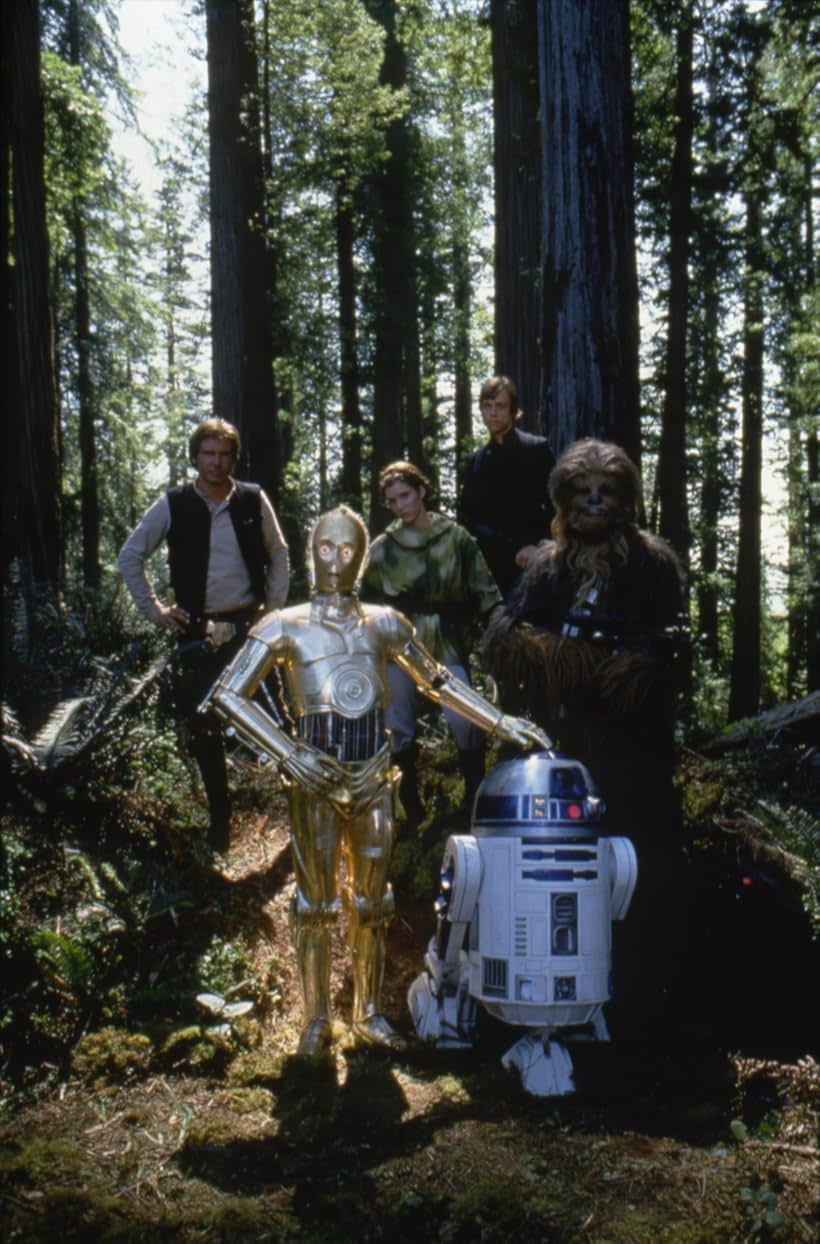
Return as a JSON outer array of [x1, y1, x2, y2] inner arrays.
[[204, 506, 549, 1057]]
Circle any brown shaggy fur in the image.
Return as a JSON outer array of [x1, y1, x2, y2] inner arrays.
[[486, 439, 685, 739]]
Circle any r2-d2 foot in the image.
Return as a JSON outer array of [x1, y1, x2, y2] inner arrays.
[[407, 751, 637, 1096]]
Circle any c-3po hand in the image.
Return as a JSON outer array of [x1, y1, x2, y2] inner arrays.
[[493, 715, 552, 753], [283, 744, 349, 805]]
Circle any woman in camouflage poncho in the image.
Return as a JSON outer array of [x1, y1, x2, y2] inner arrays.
[[362, 461, 502, 829]]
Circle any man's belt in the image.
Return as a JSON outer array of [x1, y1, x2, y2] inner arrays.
[[184, 605, 261, 646]]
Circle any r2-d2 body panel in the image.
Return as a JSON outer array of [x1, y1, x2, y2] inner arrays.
[[408, 752, 638, 1095]]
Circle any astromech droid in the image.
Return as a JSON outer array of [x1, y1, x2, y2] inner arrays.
[[407, 752, 638, 1096]]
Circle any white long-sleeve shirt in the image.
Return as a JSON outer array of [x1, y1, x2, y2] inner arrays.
[[118, 480, 289, 622]]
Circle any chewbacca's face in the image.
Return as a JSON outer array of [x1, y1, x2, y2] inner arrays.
[[564, 469, 630, 539]]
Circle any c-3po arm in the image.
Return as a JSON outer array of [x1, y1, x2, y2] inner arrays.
[[393, 637, 551, 753], [200, 635, 347, 804]]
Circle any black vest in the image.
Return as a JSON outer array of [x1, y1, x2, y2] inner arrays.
[[166, 482, 267, 618]]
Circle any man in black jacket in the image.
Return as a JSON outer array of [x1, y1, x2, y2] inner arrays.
[[118, 418, 289, 850], [457, 376, 555, 597]]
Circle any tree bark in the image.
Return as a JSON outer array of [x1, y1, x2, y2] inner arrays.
[[536, 0, 641, 458], [453, 233, 472, 479], [728, 192, 764, 720], [68, 0, 100, 589], [803, 152, 819, 691], [657, 13, 693, 570], [490, 0, 542, 430], [260, 0, 298, 559], [206, 0, 279, 503], [693, 51, 726, 672], [788, 150, 818, 695], [451, 109, 472, 480], [3, 0, 62, 591], [335, 176, 363, 513], [808, 422, 820, 692], [364, 0, 422, 525]]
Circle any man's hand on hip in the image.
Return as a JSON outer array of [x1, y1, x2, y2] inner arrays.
[[156, 604, 190, 635]]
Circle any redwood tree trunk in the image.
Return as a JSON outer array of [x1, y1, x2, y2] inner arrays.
[[68, 0, 99, 589], [74, 210, 99, 587], [728, 194, 764, 720], [490, 0, 542, 430], [206, 0, 279, 502], [804, 154, 819, 691], [364, 0, 422, 524], [808, 424, 820, 692], [788, 151, 818, 695], [536, 0, 641, 458], [693, 53, 726, 672], [657, 14, 693, 570], [453, 233, 472, 478], [450, 87, 473, 479], [336, 176, 363, 513], [3, 0, 62, 592]]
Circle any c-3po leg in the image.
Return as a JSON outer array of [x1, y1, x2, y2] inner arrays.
[[289, 787, 342, 1056], [342, 790, 405, 1050]]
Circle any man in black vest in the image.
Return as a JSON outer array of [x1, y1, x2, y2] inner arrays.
[[458, 376, 555, 598], [118, 418, 289, 851]]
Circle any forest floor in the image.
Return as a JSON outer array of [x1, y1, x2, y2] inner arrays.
[[1, 782, 819, 1244]]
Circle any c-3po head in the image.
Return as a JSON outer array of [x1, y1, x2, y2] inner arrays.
[[308, 506, 370, 596]]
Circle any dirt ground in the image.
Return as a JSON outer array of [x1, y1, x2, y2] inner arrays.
[[1, 805, 818, 1244]]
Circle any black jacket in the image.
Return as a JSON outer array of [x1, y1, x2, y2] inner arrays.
[[458, 426, 554, 594]]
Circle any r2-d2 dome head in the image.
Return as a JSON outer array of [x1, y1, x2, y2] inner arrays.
[[408, 752, 638, 1095]]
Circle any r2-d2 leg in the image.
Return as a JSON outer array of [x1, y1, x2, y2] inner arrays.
[[407, 836, 482, 1048]]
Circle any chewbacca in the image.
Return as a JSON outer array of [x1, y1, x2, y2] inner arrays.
[[486, 438, 692, 1039], [486, 438, 686, 748]]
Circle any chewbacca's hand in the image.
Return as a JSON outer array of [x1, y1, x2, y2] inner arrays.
[[493, 714, 552, 753]]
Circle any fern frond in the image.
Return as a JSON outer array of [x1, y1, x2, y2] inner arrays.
[[30, 698, 94, 767]]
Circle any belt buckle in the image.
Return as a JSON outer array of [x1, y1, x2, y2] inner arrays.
[[204, 619, 237, 650]]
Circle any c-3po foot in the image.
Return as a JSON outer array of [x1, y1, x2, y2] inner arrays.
[[297, 1018, 333, 1057], [352, 1015, 407, 1052]]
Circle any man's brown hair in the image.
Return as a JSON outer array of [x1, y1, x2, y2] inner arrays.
[[188, 418, 240, 464], [479, 375, 519, 418]]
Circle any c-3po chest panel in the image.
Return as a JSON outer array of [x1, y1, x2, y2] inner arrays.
[[278, 607, 396, 717], [261, 603, 410, 764]]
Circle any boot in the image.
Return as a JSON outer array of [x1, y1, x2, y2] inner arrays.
[[394, 744, 424, 832], [457, 747, 486, 820]]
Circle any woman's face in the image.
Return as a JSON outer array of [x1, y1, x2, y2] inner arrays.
[[383, 479, 427, 529]]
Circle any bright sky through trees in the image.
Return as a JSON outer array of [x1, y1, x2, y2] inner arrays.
[[112, 0, 204, 198]]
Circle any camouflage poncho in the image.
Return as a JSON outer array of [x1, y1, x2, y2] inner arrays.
[[362, 513, 501, 667]]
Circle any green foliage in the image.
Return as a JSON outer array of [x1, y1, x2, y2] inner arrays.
[[445, 1180, 543, 1243], [196, 935, 254, 998], [631, 0, 818, 704], [740, 1178, 787, 1240], [681, 745, 820, 941], [0, 1138, 88, 1187], [41, 51, 110, 233], [71, 1027, 153, 1083], [744, 801, 820, 936]]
